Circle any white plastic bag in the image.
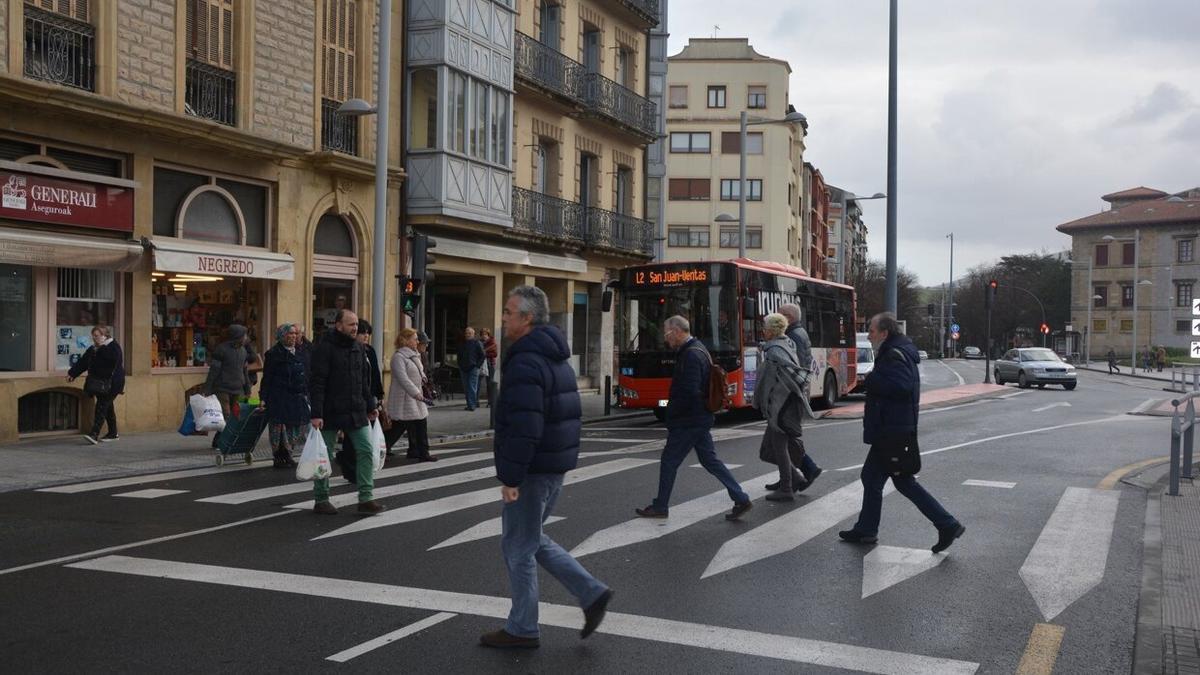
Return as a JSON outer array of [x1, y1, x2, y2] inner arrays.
[[370, 419, 387, 472], [296, 427, 332, 481], [189, 394, 226, 432]]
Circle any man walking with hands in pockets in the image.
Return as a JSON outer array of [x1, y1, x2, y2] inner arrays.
[[480, 286, 612, 649]]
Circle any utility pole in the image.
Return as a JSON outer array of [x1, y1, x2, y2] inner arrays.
[[947, 232, 955, 358], [939, 283, 946, 359]]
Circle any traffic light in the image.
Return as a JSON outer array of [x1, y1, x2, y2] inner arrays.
[[1040, 322, 1050, 335], [410, 233, 437, 281], [399, 276, 423, 318], [986, 279, 998, 310], [927, 303, 935, 316]]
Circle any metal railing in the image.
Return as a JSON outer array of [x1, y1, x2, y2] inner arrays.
[[514, 32, 584, 102], [321, 98, 359, 155], [512, 187, 585, 244], [581, 72, 657, 140], [185, 59, 237, 126], [1169, 392, 1198, 496], [23, 5, 95, 91], [585, 205, 654, 256], [613, 0, 660, 27], [1169, 363, 1200, 393]]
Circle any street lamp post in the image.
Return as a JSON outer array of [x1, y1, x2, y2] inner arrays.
[[884, 0, 899, 313], [735, 110, 807, 258], [946, 233, 954, 356]]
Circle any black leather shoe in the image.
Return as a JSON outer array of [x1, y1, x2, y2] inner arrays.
[[797, 467, 822, 492], [725, 500, 753, 521], [932, 523, 965, 553], [635, 505, 668, 518], [581, 589, 613, 639], [838, 529, 878, 544], [765, 480, 781, 491]]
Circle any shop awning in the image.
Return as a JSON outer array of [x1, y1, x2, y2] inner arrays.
[[0, 225, 144, 270], [436, 236, 587, 274], [150, 236, 295, 280]]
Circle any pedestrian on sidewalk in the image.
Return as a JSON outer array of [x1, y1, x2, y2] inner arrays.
[[259, 323, 307, 469], [308, 310, 384, 516], [386, 328, 437, 462], [481, 285, 612, 649], [840, 312, 965, 554], [457, 327, 486, 411], [1156, 345, 1168, 373], [480, 327, 499, 407], [753, 313, 812, 502], [66, 325, 125, 444], [1142, 347, 1153, 373], [635, 315, 752, 521], [1107, 347, 1120, 374], [295, 324, 314, 375], [417, 331, 437, 406], [203, 324, 253, 448], [777, 302, 824, 489]]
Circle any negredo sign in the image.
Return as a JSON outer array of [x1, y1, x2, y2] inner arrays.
[[1, 169, 134, 232]]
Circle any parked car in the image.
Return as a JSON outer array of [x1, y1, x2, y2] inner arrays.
[[994, 347, 1077, 390], [852, 332, 873, 393], [917, 350, 929, 360], [963, 346, 982, 359]]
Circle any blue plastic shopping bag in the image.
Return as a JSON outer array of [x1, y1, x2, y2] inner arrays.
[[178, 405, 196, 436]]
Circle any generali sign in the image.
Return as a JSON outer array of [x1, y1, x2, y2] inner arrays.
[[0, 169, 134, 232]]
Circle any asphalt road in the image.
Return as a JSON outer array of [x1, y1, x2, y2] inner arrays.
[[0, 361, 1173, 673]]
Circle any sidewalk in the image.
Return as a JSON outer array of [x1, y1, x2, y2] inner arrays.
[[0, 392, 647, 494], [1080, 360, 1197, 391]]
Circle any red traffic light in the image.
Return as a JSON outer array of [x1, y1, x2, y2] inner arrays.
[[1040, 323, 1050, 334], [989, 279, 998, 289]]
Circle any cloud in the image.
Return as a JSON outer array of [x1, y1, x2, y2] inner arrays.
[[1115, 83, 1193, 125], [1169, 113, 1200, 142]]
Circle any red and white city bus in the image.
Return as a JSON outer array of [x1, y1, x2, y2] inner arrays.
[[614, 259, 857, 419]]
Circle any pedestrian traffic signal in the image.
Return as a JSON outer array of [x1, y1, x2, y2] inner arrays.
[[1040, 322, 1050, 335], [399, 276, 422, 318], [410, 233, 437, 281]]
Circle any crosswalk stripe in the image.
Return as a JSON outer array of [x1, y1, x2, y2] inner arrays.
[[962, 479, 1016, 489], [113, 489, 189, 499], [198, 452, 494, 505], [427, 516, 565, 551], [577, 428, 762, 459], [861, 546, 948, 599], [311, 458, 656, 541], [702, 481, 895, 579], [36, 464, 262, 494], [1019, 487, 1120, 621], [69, 555, 979, 674], [286, 465, 499, 511], [325, 612, 457, 662], [571, 471, 777, 559]]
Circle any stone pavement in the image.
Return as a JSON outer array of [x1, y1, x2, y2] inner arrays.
[[0, 392, 645, 494]]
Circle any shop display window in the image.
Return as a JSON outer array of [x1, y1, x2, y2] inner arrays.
[[151, 274, 263, 368], [55, 268, 116, 370]]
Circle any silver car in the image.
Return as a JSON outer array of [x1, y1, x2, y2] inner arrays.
[[994, 347, 1077, 390]]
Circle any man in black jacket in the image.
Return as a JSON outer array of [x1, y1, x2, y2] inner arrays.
[[308, 310, 383, 516], [457, 327, 486, 411], [480, 286, 611, 649], [636, 315, 751, 521], [839, 312, 964, 553], [338, 318, 385, 480]]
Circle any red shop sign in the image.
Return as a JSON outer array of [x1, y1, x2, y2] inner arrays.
[[0, 169, 134, 232]]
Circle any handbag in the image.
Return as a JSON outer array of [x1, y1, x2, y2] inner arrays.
[[84, 376, 112, 396], [378, 406, 393, 431], [876, 432, 921, 477]]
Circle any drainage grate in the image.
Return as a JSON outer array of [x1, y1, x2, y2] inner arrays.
[[1163, 626, 1200, 674]]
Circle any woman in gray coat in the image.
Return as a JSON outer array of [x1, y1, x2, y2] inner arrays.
[[753, 313, 812, 501]]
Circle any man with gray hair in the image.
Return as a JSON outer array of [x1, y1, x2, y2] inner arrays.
[[776, 302, 823, 492], [482, 285, 612, 649], [636, 315, 752, 521]]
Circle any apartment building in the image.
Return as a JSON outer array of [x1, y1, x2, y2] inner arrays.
[[0, 1, 405, 441], [826, 184, 868, 284], [661, 37, 807, 268], [1057, 186, 1200, 357], [404, 0, 659, 385]]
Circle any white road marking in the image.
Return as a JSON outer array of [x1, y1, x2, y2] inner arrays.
[[584, 426, 667, 432], [701, 481, 896, 579], [937, 360, 966, 386], [311, 458, 657, 540], [962, 480, 1016, 489], [286, 465, 500, 511], [999, 390, 1032, 399], [577, 428, 762, 459], [571, 472, 778, 558], [1032, 402, 1071, 413], [1019, 487, 1120, 621], [199, 452, 494, 505], [70, 555, 979, 674], [113, 488, 189, 499], [918, 364, 928, 384], [690, 463, 743, 469], [427, 516, 565, 551], [581, 437, 665, 443], [861, 546, 949, 599], [36, 464, 262, 494], [325, 612, 457, 662]]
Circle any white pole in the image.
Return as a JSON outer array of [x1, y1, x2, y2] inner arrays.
[[371, 0, 393, 359]]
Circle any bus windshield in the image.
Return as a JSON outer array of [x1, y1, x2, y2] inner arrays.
[[620, 285, 737, 352]]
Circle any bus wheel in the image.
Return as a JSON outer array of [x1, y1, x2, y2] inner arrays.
[[652, 408, 667, 423], [820, 372, 838, 410]]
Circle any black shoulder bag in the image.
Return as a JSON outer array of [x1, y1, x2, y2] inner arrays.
[[877, 348, 921, 477]]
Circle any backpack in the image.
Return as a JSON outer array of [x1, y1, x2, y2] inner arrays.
[[688, 345, 728, 413]]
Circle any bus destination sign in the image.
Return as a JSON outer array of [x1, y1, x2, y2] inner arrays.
[[632, 268, 709, 286]]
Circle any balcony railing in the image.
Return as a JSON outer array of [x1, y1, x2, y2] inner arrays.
[[512, 187, 585, 244], [613, 0, 660, 27], [185, 59, 237, 126], [514, 32, 584, 103], [586, 206, 654, 257], [321, 98, 359, 155], [23, 5, 95, 91], [581, 72, 657, 141]]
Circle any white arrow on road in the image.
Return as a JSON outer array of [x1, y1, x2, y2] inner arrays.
[[1019, 487, 1120, 621], [861, 546, 949, 599], [428, 516, 565, 551], [312, 458, 656, 541], [1031, 402, 1072, 413], [701, 481, 895, 579]]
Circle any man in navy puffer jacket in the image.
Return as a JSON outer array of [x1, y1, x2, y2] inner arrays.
[[481, 286, 612, 650]]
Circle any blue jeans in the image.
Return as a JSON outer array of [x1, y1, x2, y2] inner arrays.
[[460, 366, 480, 408], [653, 426, 750, 510], [852, 449, 957, 536], [501, 473, 608, 638]]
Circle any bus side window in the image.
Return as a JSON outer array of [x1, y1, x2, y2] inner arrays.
[[801, 295, 821, 345]]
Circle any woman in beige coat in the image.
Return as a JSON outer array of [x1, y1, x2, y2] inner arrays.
[[386, 328, 436, 462]]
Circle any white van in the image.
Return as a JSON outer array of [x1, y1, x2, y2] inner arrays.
[[852, 332, 873, 393]]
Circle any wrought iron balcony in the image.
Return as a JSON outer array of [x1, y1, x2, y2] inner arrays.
[[514, 32, 584, 104], [581, 72, 657, 142], [612, 0, 660, 28], [586, 206, 654, 257], [321, 99, 360, 155], [512, 187, 585, 245], [23, 5, 95, 92], [185, 59, 237, 126]]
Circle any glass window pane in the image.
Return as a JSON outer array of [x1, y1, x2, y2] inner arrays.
[[410, 69, 439, 150], [471, 81, 488, 159], [153, 168, 207, 237], [746, 133, 764, 154], [0, 264, 33, 371], [669, 85, 687, 107], [669, 133, 688, 152], [314, 214, 355, 256], [692, 133, 710, 152], [451, 72, 467, 153], [216, 179, 267, 247], [182, 190, 241, 244], [56, 269, 116, 370], [491, 89, 509, 165]]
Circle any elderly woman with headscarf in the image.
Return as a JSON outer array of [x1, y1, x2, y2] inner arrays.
[[753, 312, 814, 501], [260, 323, 309, 468]]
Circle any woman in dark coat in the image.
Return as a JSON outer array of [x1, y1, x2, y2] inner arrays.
[[67, 325, 125, 444], [260, 323, 309, 468]]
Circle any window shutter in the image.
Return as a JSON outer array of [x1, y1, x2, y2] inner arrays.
[[322, 0, 357, 102], [668, 179, 688, 200], [721, 132, 739, 154], [36, 0, 89, 22], [185, 0, 233, 69]]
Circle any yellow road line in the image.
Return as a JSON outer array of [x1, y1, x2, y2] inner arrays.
[[1097, 456, 1169, 490], [1016, 623, 1065, 675]]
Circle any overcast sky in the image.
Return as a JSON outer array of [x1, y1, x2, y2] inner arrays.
[[665, 0, 1200, 286]]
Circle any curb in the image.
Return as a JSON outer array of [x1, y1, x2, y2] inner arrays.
[[820, 390, 1010, 420], [1132, 471, 1168, 675]]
